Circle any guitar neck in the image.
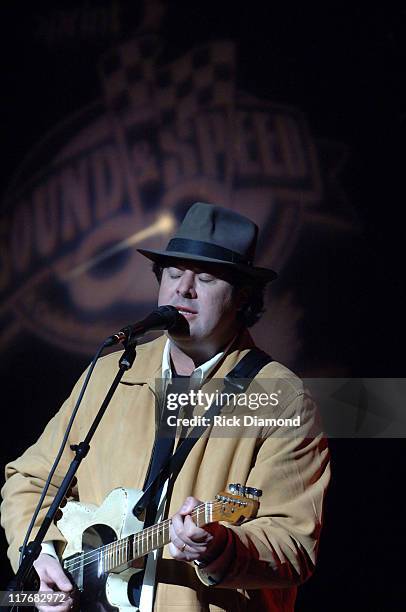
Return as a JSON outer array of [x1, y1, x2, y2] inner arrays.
[[100, 501, 212, 573], [61, 487, 258, 579]]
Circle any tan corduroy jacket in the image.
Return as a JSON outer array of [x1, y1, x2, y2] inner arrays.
[[1, 332, 330, 611]]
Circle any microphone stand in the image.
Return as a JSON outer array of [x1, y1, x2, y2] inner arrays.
[[6, 339, 138, 595]]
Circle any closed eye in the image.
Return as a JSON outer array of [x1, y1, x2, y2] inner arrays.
[[168, 268, 183, 279], [199, 275, 215, 283]]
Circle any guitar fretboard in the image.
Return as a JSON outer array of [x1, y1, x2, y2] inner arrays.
[[62, 492, 255, 580], [98, 501, 212, 573]]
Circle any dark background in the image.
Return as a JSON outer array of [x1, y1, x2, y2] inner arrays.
[[0, 2, 405, 610]]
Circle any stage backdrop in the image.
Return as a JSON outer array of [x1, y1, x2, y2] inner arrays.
[[0, 0, 357, 373], [1, 2, 405, 610]]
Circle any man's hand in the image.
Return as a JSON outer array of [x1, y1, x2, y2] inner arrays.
[[33, 553, 74, 611], [169, 496, 226, 565]]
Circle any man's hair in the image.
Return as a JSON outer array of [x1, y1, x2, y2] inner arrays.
[[152, 262, 266, 328]]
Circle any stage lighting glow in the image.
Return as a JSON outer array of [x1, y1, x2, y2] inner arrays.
[[64, 212, 176, 280]]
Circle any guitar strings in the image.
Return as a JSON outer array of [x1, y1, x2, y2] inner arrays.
[[63, 499, 239, 574], [63, 502, 210, 574], [63, 501, 212, 573]]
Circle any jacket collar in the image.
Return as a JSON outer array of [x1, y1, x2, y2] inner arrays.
[[120, 330, 256, 387], [120, 334, 167, 386]]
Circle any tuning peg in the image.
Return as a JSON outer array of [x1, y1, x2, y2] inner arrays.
[[246, 486, 262, 498], [227, 483, 263, 498]]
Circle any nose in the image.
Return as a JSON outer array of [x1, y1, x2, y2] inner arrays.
[[176, 270, 197, 299]]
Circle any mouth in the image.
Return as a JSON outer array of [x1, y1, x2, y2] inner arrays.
[[175, 306, 198, 316]]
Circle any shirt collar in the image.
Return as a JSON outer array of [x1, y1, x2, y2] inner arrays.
[[161, 336, 236, 386]]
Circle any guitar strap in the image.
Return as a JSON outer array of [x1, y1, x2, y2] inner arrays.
[[131, 348, 272, 610], [134, 348, 273, 519]]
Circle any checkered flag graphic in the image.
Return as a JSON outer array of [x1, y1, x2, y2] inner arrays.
[[99, 38, 235, 122], [154, 42, 235, 125], [99, 36, 159, 113], [97, 38, 236, 207]]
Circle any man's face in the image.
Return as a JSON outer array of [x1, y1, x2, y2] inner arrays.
[[157, 261, 242, 352]]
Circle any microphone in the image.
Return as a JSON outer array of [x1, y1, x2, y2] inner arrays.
[[104, 305, 185, 347]]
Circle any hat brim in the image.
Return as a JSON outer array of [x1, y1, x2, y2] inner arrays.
[[137, 248, 278, 282]]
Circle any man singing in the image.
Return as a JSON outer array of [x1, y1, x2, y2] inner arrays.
[[1, 203, 330, 611]]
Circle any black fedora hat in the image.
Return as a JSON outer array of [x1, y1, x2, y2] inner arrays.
[[137, 202, 278, 282]]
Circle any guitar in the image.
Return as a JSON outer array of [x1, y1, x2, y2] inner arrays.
[[55, 484, 261, 611]]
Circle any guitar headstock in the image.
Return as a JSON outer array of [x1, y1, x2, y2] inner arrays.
[[211, 483, 262, 525]]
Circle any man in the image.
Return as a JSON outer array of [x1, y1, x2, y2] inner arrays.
[[1, 203, 330, 611]]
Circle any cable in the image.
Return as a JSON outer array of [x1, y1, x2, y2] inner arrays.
[[18, 339, 110, 568]]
